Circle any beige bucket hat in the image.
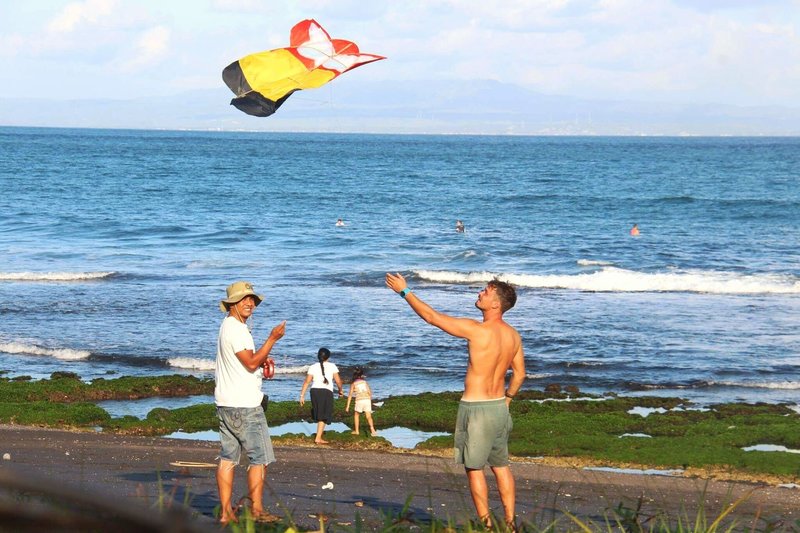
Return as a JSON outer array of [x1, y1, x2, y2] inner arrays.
[[219, 281, 264, 312]]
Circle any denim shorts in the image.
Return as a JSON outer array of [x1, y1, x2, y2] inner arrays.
[[216, 405, 275, 466]]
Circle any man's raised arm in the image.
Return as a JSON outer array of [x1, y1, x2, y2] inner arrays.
[[386, 272, 479, 339]]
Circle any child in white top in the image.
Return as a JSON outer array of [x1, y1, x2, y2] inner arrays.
[[345, 367, 376, 436]]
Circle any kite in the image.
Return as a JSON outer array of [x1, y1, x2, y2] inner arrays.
[[222, 19, 385, 117]]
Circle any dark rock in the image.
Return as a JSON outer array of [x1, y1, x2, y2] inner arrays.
[[51, 371, 81, 380]]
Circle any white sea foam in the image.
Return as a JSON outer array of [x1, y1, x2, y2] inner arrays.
[[414, 268, 800, 295], [165, 358, 309, 374], [186, 261, 220, 269], [168, 357, 215, 371], [274, 365, 310, 375], [577, 259, 615, 267], [525, 372, 554, 379], [711, 380, 800, 390], [0, 341, 90, 360], [619, 433, 652, 438], [566, 360, 606, 367], [0, 271, 115, 282], [412, 366, 450, 373]]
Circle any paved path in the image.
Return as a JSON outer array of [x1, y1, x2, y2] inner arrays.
[[0, 425, 798, 531]]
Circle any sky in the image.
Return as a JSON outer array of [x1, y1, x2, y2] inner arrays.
[[1, 0, 800, 108]]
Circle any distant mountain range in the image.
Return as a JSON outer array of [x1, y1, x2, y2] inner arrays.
[[1, 79, 799, 135]]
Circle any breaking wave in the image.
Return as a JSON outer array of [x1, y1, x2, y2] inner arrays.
[[577, 259, 615, 267], [166, 358, 310, 375], [414, 267, 800, 295], [168, 357, 215, 371], [526, 373, 555, 379], [0, 341, 91, 360], [711, 380, 800, 390], [625, 379, 800, 391], [274, 365, 310, 375], [0, 271, 116, 282]]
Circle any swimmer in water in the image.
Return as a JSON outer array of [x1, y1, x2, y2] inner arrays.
[[630, 223, 639, 236], [336, 218, 345, 227], [456, 220, 465, 233]]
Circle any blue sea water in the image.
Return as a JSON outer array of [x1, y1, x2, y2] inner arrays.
[[0, 127, 798, 407]]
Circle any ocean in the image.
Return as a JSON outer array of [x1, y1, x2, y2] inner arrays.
[[1, 127, 798, 408]]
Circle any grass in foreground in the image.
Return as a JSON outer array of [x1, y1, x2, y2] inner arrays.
[[212, 489, 800, 532]]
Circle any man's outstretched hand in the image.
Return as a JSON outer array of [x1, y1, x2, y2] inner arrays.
[[385, 272, 407, 294]]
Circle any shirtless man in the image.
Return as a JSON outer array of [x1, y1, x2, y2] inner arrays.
[[385, 273, 525, 529]]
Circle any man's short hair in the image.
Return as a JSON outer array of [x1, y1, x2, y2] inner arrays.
[[488, 279, 517, 313]]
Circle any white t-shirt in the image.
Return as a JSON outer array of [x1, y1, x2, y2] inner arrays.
[[307, 361, 339, 391], [215, 316, 263, 408]]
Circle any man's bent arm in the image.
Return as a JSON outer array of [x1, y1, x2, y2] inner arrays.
[[506, 343, 526, 401], [235, 321, 286, 372]]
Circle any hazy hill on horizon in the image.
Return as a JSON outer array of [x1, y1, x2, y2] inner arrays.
[[1, 78, 798, 136]]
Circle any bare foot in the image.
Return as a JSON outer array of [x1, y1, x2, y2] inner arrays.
[[252, 511, 281, 523], [315, 439, 329, 444], [351, 431, 359, 435], [219, 511, 238, 525], [370, 430, 377, 436]]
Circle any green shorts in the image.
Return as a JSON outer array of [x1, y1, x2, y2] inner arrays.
[[454, 398, 513, 469]]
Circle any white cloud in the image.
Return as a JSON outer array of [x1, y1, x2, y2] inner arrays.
[[121, 25, 171, 71], [420, 0, 800, 106], [1, 0, 798, 106], [210, 0, 264, 11], [0, 34, 25, 58], [47, 0, 118, 33]]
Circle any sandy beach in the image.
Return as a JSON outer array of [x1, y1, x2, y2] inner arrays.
[[0, 424, 797, 531]]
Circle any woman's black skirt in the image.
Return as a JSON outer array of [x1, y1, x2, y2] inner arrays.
[[310, 388, 333, 424]]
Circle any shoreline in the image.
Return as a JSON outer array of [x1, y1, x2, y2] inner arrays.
[[0, 424, 798, 530]]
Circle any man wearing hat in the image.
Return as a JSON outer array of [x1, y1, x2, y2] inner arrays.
[[215, 281, 286, 524]]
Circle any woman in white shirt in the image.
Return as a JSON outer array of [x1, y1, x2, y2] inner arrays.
[[299, 347, 343, 444]]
